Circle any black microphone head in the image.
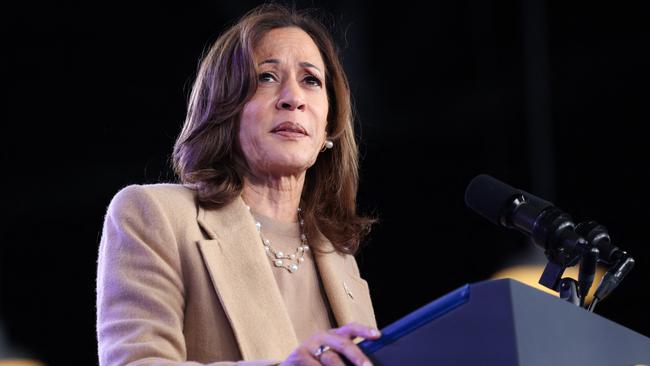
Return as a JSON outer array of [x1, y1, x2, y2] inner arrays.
[[464, 174, 521, 226], [464, 174, 554, 226]]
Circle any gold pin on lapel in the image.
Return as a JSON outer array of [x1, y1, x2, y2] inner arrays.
[[343, 281, 354, 299]]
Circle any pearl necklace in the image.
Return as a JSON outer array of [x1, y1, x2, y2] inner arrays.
[[245, 205, 309, 273]]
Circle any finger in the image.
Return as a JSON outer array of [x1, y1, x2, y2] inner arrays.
[[284, 348, 321, 366], [318, 349, 346, 366], [331, 322, 381, 340], [317, 333, 372, 366]]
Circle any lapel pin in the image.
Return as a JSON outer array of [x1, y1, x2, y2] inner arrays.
[[343, 281, 354, 299]]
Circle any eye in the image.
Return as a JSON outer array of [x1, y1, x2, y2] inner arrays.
[[258, 72, 277, 83], [304, 75, 323, 87]]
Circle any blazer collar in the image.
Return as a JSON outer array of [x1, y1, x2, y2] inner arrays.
[[196, 196, 375, 360]]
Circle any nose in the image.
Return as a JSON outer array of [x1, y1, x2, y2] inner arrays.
[[276, 78, 306, 111]]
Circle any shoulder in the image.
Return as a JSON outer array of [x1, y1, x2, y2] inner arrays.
[[107, 183, 198, 221]]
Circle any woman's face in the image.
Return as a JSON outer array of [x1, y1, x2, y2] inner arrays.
[[239, 27, 329, 178]]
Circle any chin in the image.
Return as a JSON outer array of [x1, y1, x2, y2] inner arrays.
[[265, 157, 314, 175]]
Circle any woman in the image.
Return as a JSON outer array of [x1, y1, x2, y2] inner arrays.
[[97, 4, 380, 366]]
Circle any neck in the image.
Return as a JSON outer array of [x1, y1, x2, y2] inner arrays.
[[241, 173, 305, 223]]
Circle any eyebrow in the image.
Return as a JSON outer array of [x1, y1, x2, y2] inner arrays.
[[258, 59, 323, 74]]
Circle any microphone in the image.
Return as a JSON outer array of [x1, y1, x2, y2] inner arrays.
[[464, 174, 588, 259], [464, 174, 595, 295], [464, 174, 634, 310]]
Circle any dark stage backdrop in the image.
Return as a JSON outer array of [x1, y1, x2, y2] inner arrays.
[[3, 1, 649, 365]]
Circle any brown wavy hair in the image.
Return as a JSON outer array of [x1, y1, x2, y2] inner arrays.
[[172, 4, 375, 254]]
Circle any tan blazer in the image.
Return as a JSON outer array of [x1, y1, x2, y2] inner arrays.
[[96, 184, 377, 366]]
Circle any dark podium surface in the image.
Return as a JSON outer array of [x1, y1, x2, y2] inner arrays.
[[358, 278, 650, 365]]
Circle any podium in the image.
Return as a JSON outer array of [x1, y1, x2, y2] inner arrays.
[[357, 279, 650, 365]]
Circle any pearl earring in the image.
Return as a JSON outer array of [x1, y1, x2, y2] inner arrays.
[[324, 140, 333, 149]]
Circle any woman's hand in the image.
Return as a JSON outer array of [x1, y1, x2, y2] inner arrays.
[[279, 322, 381, 366]]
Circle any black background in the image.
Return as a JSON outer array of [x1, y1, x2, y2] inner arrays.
[[3, 1, 649, 364]]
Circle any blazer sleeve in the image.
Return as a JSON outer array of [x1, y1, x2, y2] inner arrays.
[[96, 185, 280, 366]]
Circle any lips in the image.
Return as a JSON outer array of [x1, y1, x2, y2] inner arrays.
[[270, 122, 308, 136]]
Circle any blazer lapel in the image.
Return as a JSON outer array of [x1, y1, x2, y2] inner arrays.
[[196, 197, 298, 361]]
